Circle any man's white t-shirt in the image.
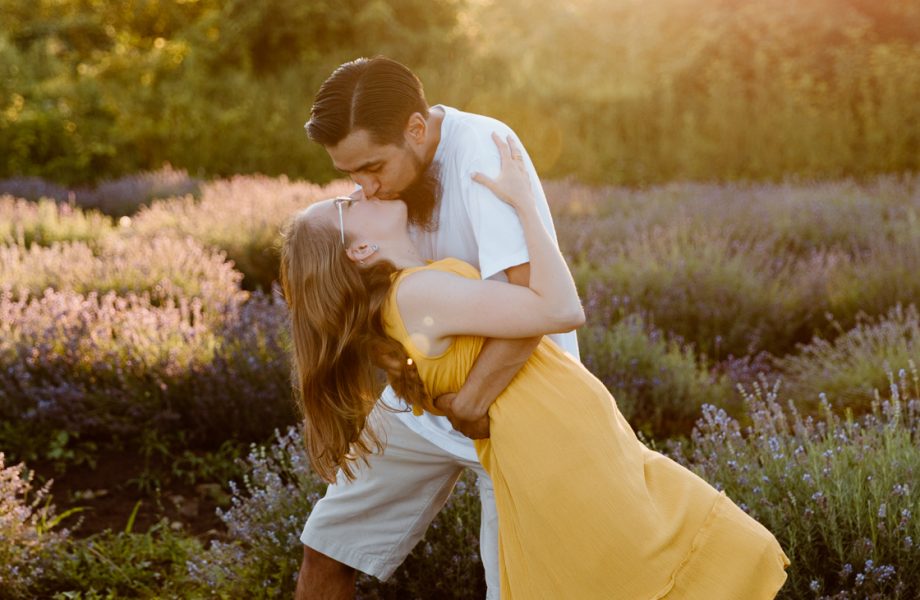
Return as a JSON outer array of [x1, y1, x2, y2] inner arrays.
[[382, 105, 581, 461]]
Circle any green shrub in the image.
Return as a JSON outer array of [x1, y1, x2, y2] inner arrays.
[[4, 1, 920, 185], [671, 375, 920, 599], [778, 306, 920, 411], [43, 519, 205, 599]]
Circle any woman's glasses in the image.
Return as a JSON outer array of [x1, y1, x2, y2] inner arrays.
[[333, 196, 354, 245]]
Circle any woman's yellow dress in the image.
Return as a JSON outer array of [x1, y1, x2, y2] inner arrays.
[[382, 258, 790, 599]]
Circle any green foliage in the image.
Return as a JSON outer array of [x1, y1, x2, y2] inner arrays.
[[44, 519, 206, 599], [3, 1, 920, 185]]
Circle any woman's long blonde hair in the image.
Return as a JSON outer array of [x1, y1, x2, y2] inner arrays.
[[279, 211, 428, 483]]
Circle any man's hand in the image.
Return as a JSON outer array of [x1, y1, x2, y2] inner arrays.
[[435, 393, 491, 439]]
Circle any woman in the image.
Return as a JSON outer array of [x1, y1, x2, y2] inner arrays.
[[280, 134, 789, 599]]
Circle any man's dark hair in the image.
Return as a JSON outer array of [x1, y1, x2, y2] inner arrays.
[[306, 57, 429, 147]]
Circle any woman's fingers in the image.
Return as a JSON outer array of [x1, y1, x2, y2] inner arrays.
[[471, 171, 498, 193], [507, 135, 523, 160], [491, 131, 511, 164], [473, 131, 528, 203]]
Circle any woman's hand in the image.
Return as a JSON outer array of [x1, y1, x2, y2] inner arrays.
[[472, 133, 535, 211], [434, 392, 490, 439]]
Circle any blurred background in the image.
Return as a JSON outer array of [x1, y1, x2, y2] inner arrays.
[[2, 0, 919, 186]]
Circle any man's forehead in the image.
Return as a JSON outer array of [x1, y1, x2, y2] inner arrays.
[[328, 129, 394, 171]]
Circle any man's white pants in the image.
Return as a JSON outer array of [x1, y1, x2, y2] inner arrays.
[[300, 406, 500, 599]]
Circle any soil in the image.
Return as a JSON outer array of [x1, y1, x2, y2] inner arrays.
[[31, 450, 230, 542]]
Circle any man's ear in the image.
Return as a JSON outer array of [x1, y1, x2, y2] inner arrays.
[[405, 112, 427, 146], [346, 241, 379, 264]]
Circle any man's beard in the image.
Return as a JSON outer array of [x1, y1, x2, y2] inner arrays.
[[400, 159, 440, 232]]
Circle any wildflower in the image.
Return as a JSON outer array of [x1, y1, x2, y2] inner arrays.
[[875, 564, 896, 583], [878, 503, 887, 518]]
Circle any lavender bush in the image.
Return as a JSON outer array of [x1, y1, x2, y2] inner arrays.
[[0, 178, 70, 204], [670, 374, 920, 599], [189, 428, 485, 599], [132, 176, 353, 290], [571, 223, 804, 358], [551, 175, 920, 262], [555, 175, 920, 358], [2, 172, 919, 595], [0, 454, 71, 599], [0, 196, 114, 248], [77, 165, 201, 217], [778, 306, 920, 412], [578, 313, 733, 438], [0, 235, 244, 313], [0, 287, 292, 446], [0, 166, 200, 217]]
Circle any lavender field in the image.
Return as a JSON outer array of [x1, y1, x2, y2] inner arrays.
[[1, 170, 919, 598]]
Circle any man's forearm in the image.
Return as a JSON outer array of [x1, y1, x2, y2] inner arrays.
[[456, 335, 541, 415]]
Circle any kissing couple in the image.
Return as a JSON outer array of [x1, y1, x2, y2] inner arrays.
[[285, 57, 789, 599]]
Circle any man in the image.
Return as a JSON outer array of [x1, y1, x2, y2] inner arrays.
[[296, 56, 580, 599]]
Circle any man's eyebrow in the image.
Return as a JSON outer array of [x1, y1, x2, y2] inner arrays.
[[334, 160, 381, 174]]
